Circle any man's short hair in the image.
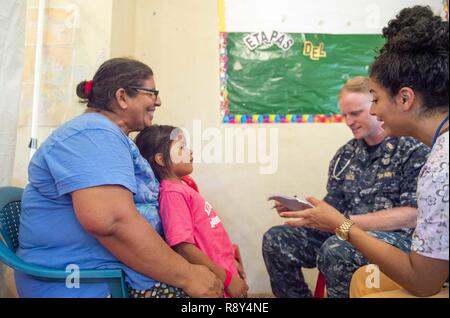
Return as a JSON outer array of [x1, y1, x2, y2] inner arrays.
[[339, 76, 370, 99]]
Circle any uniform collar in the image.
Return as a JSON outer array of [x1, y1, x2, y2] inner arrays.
[[355, 137, 397, 163]]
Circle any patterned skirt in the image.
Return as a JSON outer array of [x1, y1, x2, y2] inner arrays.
[[127, 282, 189, 298]]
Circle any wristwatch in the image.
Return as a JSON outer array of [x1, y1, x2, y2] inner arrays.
[[335, 219, 355, 241]]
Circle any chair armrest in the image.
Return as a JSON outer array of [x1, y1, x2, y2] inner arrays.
[[0, 243, 127, 297]]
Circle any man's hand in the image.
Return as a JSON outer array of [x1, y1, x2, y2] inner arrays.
[[226, 275, 249, 298], [182, 264, 224, 298]]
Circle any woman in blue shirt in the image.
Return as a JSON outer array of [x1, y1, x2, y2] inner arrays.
[[16, 57, 223, 298]]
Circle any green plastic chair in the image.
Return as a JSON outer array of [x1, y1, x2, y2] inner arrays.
[[0, 186, 128, 298]]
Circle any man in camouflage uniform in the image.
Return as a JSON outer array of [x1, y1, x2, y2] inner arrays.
[[262, 77, 430, 298]]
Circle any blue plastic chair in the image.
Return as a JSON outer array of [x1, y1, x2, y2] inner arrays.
[[0, 186, 128, 298]]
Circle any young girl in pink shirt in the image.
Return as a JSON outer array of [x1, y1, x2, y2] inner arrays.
[[135, 125, 249, 298]]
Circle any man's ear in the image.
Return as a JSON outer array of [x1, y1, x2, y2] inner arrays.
[[397, 87, 416, 112], [154, 153, 166, 167], [115, 88, 129, 110]]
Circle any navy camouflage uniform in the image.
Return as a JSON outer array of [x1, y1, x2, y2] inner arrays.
[[262, 136, 430, 298]]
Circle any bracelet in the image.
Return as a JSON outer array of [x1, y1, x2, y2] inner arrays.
[[223, 270, 233, 289]]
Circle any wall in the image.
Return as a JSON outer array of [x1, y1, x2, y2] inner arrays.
[[111, 0, 136, 57], [222, 0, 443, 33]]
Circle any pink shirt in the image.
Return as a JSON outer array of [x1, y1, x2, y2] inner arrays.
[[159, 179, 238, 292]]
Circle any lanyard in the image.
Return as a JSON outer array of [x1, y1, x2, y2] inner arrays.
[[432, 115, 449, 148]]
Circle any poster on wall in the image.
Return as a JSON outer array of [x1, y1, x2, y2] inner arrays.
[[220, 33, 384, 124], [219, 0, 387, 124]]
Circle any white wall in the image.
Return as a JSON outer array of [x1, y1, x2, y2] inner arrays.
[[111, 0, 136, 57], [223, 0, 444, 33]]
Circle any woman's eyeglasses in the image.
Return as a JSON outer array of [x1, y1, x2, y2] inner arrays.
[[128, 86, 159, 99]]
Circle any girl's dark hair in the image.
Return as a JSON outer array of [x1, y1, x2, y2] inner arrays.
[[370, 6, 449, 113], [135, 125, 178, 181], [76, 57, 154, 110]]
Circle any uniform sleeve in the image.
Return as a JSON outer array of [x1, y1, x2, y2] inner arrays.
[[44, 129, 136, 196], [159, 191, 196, 247], [398, 141, 430, 208], [324, 146, 348, 214]]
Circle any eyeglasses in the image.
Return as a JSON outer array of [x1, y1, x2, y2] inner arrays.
[[128, 86, 159, 99]]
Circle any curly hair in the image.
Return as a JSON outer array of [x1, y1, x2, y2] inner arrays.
[[370, 6, 449, 113]]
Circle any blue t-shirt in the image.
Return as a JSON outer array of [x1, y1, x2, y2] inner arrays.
[[15, 112, 163, 297]]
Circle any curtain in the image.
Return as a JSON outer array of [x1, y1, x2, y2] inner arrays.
[[0, 0, 26, 186]]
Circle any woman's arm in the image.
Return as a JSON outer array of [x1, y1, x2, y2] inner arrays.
[[174, 242, 249, 297], [349, 206, 417, 231], [72, 185, 223, 298], [281, 197, 449, 297]]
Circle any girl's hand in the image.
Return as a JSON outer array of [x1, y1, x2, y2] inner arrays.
[[280, 196, 348, 232], [226, 275, 249, 298]]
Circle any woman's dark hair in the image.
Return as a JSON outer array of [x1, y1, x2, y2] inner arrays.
[[135, 125, 179, 181], [76, 57, 154, 110], [370, 6, 449, 113]]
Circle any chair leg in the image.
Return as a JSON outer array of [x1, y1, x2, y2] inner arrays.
[[314, 272, 326, 298]]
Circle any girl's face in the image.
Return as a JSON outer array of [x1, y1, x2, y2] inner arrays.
[[168, 134, 193, 178], [369, 78, 407, 137]]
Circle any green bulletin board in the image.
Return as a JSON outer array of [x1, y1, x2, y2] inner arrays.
[[220, 32, 385, 123]]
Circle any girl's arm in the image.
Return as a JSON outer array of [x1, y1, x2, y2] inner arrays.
[[174, 243, 227, 281], [174, 242, 248, 297]]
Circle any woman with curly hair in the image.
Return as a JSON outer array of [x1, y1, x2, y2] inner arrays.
[[280, 6, 449, 298]]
